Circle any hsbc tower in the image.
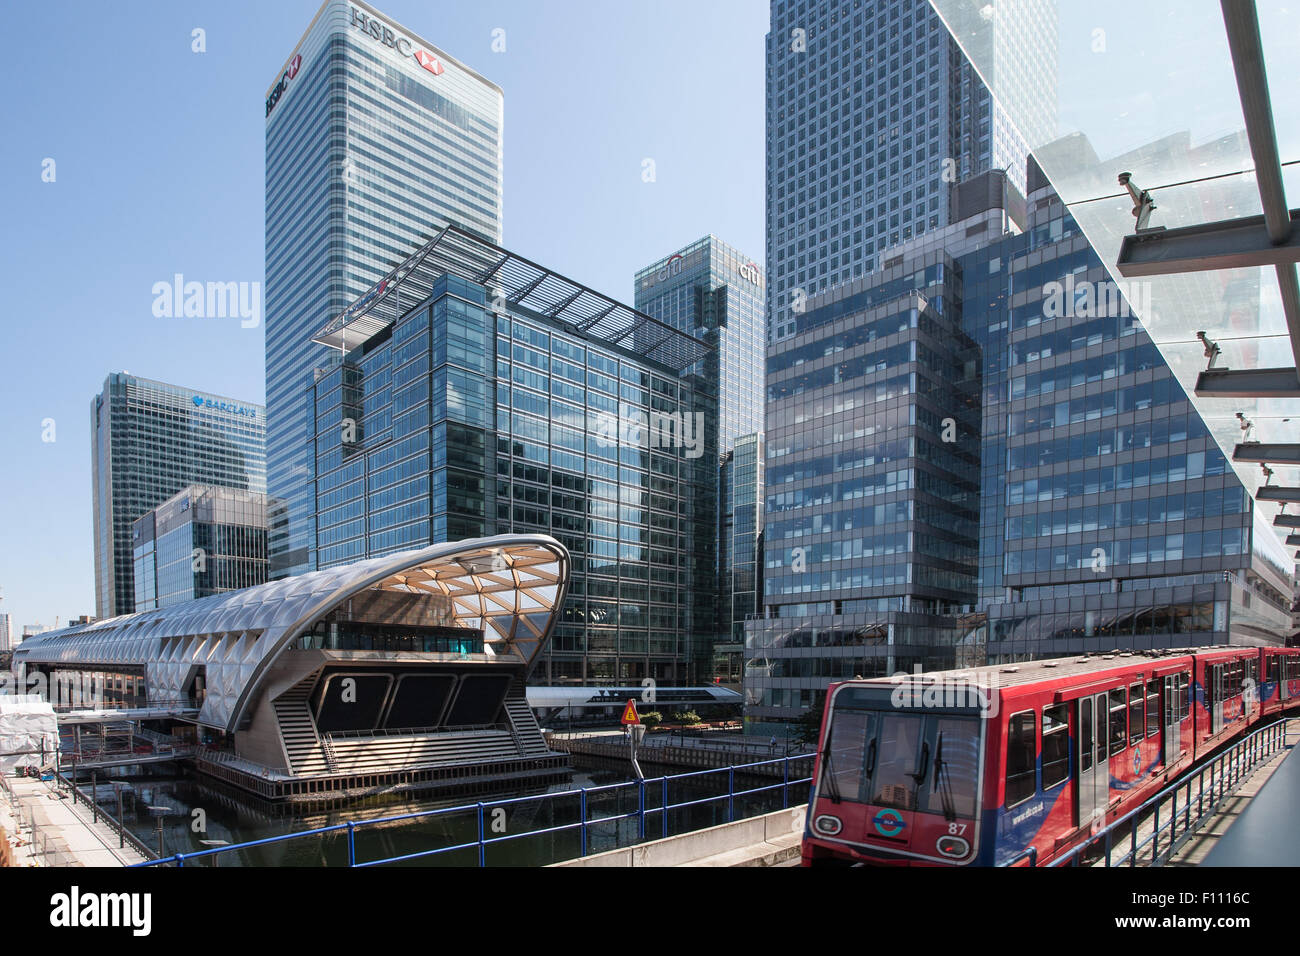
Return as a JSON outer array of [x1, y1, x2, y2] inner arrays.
[[264, 0, 503, 578]]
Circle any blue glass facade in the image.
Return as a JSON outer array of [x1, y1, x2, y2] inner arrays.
[[635, 237, 767, 669], [265, 0, 502, 579], [133, 486, 269, 611], [717, 433, 765, 680], [635, 237, 766, 453], [92, 374, 265, 618], [310, 267, 719, 684], [745, 167, 1292, 731]]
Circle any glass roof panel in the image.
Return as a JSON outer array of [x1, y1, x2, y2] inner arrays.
[[930, 0, 1300, 553]]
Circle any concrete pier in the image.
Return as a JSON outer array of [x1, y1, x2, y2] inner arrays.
[[0, 774, 147, 867]]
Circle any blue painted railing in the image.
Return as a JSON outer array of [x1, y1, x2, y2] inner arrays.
[[1004, 719, 1289, 867], [131, 752, 815, 867]]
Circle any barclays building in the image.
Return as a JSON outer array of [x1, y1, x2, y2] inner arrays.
[[92, 374, 266, 619]]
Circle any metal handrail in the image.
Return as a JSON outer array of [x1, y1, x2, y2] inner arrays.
[[325, 723, 503, 740], [1043, 720, 1289, 867], [558, 729, 810, 757], [130, 751, 815, 868]]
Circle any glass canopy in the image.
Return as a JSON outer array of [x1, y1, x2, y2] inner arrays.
[[929, 0, 1300, 562]]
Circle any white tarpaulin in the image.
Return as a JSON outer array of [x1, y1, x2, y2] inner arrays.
[[0, 695, 58, 772]]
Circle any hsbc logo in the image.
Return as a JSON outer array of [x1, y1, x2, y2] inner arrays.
[[351, 7, 444, 75], [414, 49, 444, 75], [265, 54, 302, 117]]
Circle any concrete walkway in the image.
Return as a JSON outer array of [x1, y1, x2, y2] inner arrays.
[[1167, 718, 1300, 866], [551, 805, 806, 867], [1, 775, 146, 867]]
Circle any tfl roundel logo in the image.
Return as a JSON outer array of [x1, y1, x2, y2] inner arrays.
[[873, 809, 906, 837]]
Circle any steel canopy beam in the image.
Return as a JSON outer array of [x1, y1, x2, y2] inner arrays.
[[1195, 367, 1300, 398], [1286, 534, 1300, 547], [1274, 513, 1300, 528], [1254, 487, 1300, 503], [1115, 211, 1300, 277], [1233, 443, 1300, 464], [1221, 0, 1300, 378]]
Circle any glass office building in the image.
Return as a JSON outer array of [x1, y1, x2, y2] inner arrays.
[[635, 237, 767, 670], [91, 374, 266, 618], [715, 433, 765, 684], [764, 0, 1055, 342], [635, 237, 766, 453], [307, 227, 719, 685], [265, 0, 503, 579], [132, 485, 269, 611], [745, 165, 1292, 732]]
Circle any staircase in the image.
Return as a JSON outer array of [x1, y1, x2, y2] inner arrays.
[[323, 730, 521, 774], [273, 678, 335, 775], [504, 698, 551, 757]]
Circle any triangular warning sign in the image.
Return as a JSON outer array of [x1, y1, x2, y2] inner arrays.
[[620, 699, 640, 725]]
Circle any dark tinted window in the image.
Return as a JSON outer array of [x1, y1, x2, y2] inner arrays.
[[1128, 683, 1145, 746], [1145, 680, 1160, 738], [1005, 711, 1037, 808], [1041, 704, 1069, 790], [1109, 687, 1128, 755]]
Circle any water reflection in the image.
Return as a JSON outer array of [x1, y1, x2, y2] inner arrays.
[[95, 756, 811, 867]]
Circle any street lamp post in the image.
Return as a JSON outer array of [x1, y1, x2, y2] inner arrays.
[[146, 805, 169, 861], [198, 839, 231, 867]]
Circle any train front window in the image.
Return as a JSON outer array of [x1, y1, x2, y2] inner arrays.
[[921, 716, 980, 819], [819, 710, 877, 805], [818, 700, 980, 819], [869, 714, 925, 810]]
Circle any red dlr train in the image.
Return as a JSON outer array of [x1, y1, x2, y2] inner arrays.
[[802, 645, 1300, 866]]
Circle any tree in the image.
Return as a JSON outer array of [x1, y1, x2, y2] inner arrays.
[[793, 691, 828, 747]]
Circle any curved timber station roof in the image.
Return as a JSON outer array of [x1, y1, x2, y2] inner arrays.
[[14, 535, 570, 733]]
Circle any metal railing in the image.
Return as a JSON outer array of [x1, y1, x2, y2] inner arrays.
[[1043, 719, 1290, 868], [557, 729, 809, 757], [1, 767, 152, 863], [56, 769, 155, 860], [324, 723, 502, 740], [130, 752, 815, 868]]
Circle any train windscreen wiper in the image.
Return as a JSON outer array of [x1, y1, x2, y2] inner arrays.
[[934, 732, 957, 822], [820, 740, 842, 805]]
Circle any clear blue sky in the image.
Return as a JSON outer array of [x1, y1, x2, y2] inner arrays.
[[0, 0, 769, 632]]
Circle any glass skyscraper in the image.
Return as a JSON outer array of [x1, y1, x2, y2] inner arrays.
[[716, 432, 765, 682], [635, 236, 766, 453], [306, 227, 718, 685], [265, 0, 503, 578], [635, 237, 767, 673], [764, 0, 1054, 341], [91, 373, 266, 619]]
